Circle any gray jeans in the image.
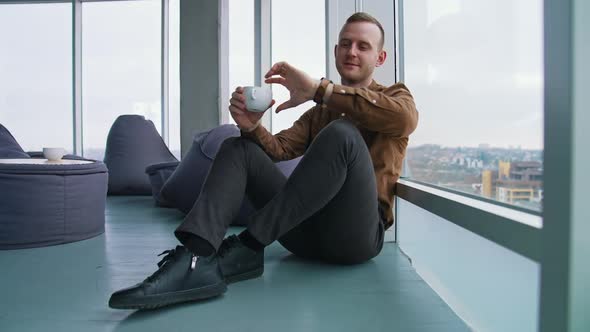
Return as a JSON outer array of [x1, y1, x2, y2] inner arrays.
[[175, 119, 384, 264]]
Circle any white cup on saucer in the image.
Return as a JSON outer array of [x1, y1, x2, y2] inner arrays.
[[43, 147, 66, 162]]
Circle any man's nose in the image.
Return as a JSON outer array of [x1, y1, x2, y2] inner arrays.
[[346, 45, 358, 57]]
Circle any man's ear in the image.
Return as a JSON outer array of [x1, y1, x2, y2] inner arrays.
[[334, 44, 338, 58], [376, 50, 387, 67]]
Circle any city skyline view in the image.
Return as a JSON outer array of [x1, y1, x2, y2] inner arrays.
[[406, 143, 543, 211]]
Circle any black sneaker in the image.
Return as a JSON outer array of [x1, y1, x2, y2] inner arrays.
[[108, 246, 227, 310], [217, 235, 264, 284]]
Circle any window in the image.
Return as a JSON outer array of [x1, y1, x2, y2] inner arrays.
[[270, 0, 326, 134], [403, 0, 544, 212], [169, 0, 181, 159], [82, 0, 161, 160], [227, 0, 255, 126], [0, 3, 72, 152]]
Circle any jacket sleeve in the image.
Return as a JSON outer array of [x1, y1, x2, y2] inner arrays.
[[325, 83, 418, 137], [240, 107, 316, 161]]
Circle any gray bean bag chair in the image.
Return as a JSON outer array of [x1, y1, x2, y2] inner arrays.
[[0, 124, 30, 159], [159, 125, 242, 216], [104, 115, 178, 195], [275, 157, 301, 178], [145, 160, 180, 207], [0, 159, 108, 249], [158, 124, 301, 226]]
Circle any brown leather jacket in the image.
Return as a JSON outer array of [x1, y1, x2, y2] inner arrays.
[[241, 80, 418, 229]]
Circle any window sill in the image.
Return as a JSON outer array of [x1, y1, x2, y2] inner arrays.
[[396, 179, 542, 262]]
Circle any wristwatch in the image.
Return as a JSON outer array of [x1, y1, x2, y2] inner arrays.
[[313, 77, 333, 104]]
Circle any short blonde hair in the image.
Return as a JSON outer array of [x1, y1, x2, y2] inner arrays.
[[344, 12, 385, 49]]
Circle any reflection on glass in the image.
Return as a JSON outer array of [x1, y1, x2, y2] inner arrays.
[[0, 3, 72, 152], [82, 0, 161, 160], [228, 0, 255, 126], [271, 0, 325, 134], [169, 0, 181, 159], [404, 0, 544, 211]]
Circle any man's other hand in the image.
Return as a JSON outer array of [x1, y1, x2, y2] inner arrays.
[[264, 62, 320, 113], [229, 87, 275, 131]]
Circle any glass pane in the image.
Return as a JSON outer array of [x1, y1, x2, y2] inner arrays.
[[228, 0, 255, 126], [169, 0, 181, 159], [398, 199, 540, 331], [0, 3, 72, 152], [82, 0, 161, 160], [271, 0, 325, 134], [403, 0, 544, 212]]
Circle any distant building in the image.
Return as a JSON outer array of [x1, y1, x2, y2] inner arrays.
[[480, 161, 543, 204], [498, 161, 511, 179], [467, 159, 483, 169], [497, 187, 535, 204], [481, 170, 493, 197]]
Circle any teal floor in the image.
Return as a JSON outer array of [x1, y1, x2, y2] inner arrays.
[[0, 196, 469, 332]]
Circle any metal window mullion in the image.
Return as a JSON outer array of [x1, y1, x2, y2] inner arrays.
[[218, 0, 229, 125], [392, 0, 403, 243], [324, 0, 330, 80], [161, 0, 169, 144], [255, 0, 261, 85], [395, 0, 404, 83], [355, 0, 362, 12], [325, 0, 338, 81], [539, 0, 574, 330], [72, 0, 83, 156], [256, 0, 271, 130]]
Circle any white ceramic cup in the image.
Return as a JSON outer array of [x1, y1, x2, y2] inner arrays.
[[243, 85, 273, 113], [43, 147, 66, 161]]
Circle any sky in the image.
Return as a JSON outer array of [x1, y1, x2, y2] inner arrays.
[[404, 0, 544, 150], [0, 0, 544, 155]]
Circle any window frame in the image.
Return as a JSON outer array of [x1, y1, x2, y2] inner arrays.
[[1, 0, 173, 155], [395, 0, 579, 330], [394, 0, 544, 260], [2, 1, 580, 329]]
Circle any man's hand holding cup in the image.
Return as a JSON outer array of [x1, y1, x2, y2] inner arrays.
[[229, 86, 275, 132]]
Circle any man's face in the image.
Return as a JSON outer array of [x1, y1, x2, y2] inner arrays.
[[335, 22, 386, 87]]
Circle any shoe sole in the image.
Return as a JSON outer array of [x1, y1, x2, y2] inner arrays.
[[225, 267, 264, 284], [109, 281, 227, 310]]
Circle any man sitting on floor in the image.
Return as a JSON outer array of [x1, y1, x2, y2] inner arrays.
[[109, 12, 418, 309]]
